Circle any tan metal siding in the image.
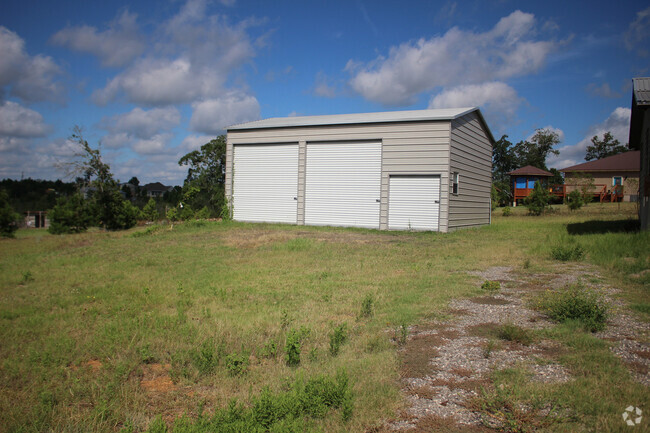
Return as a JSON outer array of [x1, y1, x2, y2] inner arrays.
[[227, 120, 452, 231], [448, 112, 492, 231]]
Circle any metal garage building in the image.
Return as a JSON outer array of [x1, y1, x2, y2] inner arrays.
[[225, 107, 494, 232]]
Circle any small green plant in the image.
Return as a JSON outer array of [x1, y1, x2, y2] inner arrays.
[[534, 285, 608, 332], [397, 322, 408, 346], [0, 189, 20, 238], [523, 258, 531, 269], [329, 323, 348, 356], [496, 323, 533, 346], [259, 340, 278, 359], [285, 329, 301, 366], [524, 181, 550, 216], [566, 189, 584, 211], [482, 339, 500, 358], [225, 351, 249, 376], [141, 198, 160, 221], [359, 293, 374, 318], [551, 243, 584, 261], [21, 271, 34, 283], [481, 280, 501, 292], [280, 310, 292, 329], [191, 340, 219, 375], [502, 206, 512, 216]]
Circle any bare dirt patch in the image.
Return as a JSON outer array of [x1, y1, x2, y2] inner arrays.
[[139, 363, 176, 393]]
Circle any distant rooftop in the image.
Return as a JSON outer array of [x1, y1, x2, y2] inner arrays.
[[560, 151, 640, 172], [508, 165, 554, 176], [227, 107, 488, 132]]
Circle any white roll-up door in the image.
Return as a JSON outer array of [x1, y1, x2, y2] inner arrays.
[[305, 141, 381, 228], [388, 175, 440, 231], [233, 144, 298, 223]]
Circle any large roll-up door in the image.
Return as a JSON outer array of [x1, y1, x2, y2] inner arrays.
[[388, 175, 440, 231], [305, 141, 381, 228], [233, 144, 298, 223]]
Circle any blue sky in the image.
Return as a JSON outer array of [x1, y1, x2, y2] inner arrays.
[[0, 0, 648, 185]]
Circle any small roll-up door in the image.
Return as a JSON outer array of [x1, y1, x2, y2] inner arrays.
[[233, 144, 298, 223], [305, 141, 381, 229], [388, 175, 440, 231]]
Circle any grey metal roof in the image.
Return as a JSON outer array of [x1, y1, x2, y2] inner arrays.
[[227, 107, 479, 130], [633, 77, 650, 105]]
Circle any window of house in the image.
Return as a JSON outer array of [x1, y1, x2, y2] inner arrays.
[[612, 176, 622, 186], [452, 172, 459, 195]]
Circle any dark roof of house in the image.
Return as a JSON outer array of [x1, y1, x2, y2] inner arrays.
[[560, 151, 640, 172], [143, 182, 170, 191], [508, 165, 554, 176]]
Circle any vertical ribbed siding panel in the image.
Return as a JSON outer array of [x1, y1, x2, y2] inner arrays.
[[388, 176, 440, 231], [297, 140, 306, 225], [305, 142, 381, 228], [233, 144, 298, 223]]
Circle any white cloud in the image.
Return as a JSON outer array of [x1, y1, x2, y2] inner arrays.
[[180, 134, 215, 151], [313, 72, 337, 98], [132, 133, 174, 155], [102, 107, 181, 139], [92, 0, 257, 106], [0, 101, 51, 137], [586, 82, 621, 98], [346, 10, 557, 106], [190, 92, 260, 134], [428, 81, 522, 128], [549, 107, 631, 169], [625, 6, 650, 56], [0, 26, 63, 103], [51, 10, 145, 67]]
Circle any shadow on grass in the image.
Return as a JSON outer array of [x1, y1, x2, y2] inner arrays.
[[566, 219, 639, 235]]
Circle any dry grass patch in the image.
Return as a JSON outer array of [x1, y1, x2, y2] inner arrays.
[[470, 296, 511, 306]]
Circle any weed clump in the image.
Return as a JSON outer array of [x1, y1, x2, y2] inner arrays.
[[285, 329, 302, 366], [481, 280, 501, 292], [551, 243, 584, 261], [329, 323, 348, 356], [225, 352, 249, 376], [359, 294, 374, 318], [502, 207, 512, 217], [534, 285, 608, 332], [496, 323, 533, 346]]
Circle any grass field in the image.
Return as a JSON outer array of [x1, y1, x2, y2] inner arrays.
[[0, 202, 648, 432]]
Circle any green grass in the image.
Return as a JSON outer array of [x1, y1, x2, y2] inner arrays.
[[0, 202, 648, 432]]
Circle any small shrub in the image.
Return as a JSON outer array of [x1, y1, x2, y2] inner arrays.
[[225, 352, 249, 376], [194, 206, 211, 220], [21, 271, 34, 283], [523, 258, 531, 269], [481, 280, 501, 292], [397, 322, 408, 346], [502, 206, 512, 217], [285, 329, 301, 366], [534, 285, 608, 332], [524, 181, 550, 216], [141, 198, 160, 221], [359, 293, 374, 318], [550, 243, 584, 261], [0, 189, 19, 238], [48, 194, 92, 234], [496, 323, 533, 346], [566, 189, 584, 211], [259, 340, 277, 359], [329, 323, 348, 356], [190, 340, 219, 375]]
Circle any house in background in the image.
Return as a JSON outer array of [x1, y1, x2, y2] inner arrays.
[[142, 182, 172, 198], [226, 108, 494, 232], [560, 151, 641, 203], [24, 211, 48, 228], [630, 77, 649, 230], [508, 165, 555, 205]]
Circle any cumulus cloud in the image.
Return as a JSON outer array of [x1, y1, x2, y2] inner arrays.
[[51, 10, 145, 67], [313, 72, 337, 98], [181, 134, 215, 151], [625, 6, 650, 56], [346, 10, 557, 106], [190, 91, 260, 134], [428, 81, 523, 128], [92, 0, 257, 106], [549, 107, 631, 169], [100, 106, 181, 154], [586, 82, 621, 98], [0, 101, 51, 137], [0, 26, 63, 103]]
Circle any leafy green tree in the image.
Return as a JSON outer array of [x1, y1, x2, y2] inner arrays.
[[142, 198, 160, 221], [585, 132, 628, 161], [0, 189, 20, 238], [512, 128, 561, 171], [524, 181, 550, 216], [178, 136, 226, 218], [492, 134, 518, 184], [567, 190, 584, 211], [48, 194, 92, 234], [57, 127, 137, 231]]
